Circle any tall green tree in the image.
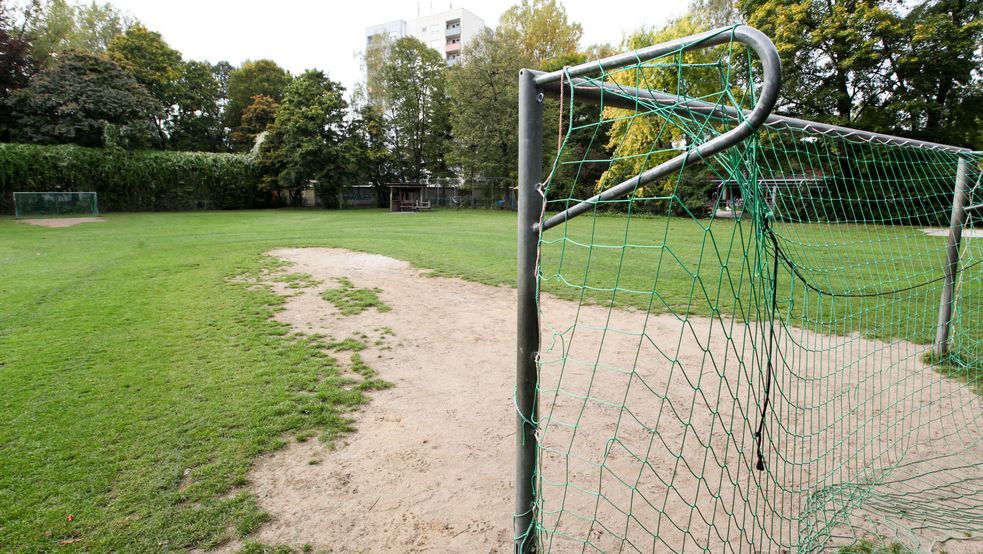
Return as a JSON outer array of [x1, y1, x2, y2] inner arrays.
[[8, 50, 157, 147], [739, 0, 897, 125], [258, 70, 354, 207], [379, 36, 450, 181], [107, 24, 182, 146], [498, 0, 583, 66], [447, 28, 524, 186], [884, 0, 982, 147], [447, 0, 590, 189], [22, 0, 134, 64], [170, 60, 223, 151], [231, 93, 278, 150], [349, 101, 395, 206], [361, 31, 392, 108], [224, 59, 290, 150], [739, 0, 982, 148], [0, 0, 36, 138]]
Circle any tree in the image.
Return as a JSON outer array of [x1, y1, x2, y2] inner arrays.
[[498, 0, 583, 67], [0, 0, 36, 138], [224, 59, 290, 150], [231, 94, 278, 150], [739, 0, 983, 148], [447, 28, 524, 187], [8, 50, 158, 147], [348, 101, 395, 206], [591, 16, 734, 212], [258, 70, 354, 207], [885, 0, 982, 147], [446, 4, 591, 190], [379, 36, 450, 181], [739, 0, 897, 126], [170, 60, 223, 151], [108, 24, 183, 146], [22, 0, 134, 64], [361, 31, 392, 108]]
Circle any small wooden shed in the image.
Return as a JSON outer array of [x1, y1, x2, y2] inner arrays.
[[388, 183, 432, 212]]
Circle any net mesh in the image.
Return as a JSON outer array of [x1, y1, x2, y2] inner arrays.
[[530, 26, 983, 553], [13, 192, 99, 219]]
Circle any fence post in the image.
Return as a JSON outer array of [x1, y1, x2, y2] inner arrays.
[[515, 68, 543, 554], [934, 157, 970, 357]]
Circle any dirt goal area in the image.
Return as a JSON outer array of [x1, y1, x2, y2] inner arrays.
[[230, 248, 982, 553], [16, 217, 106, 228]]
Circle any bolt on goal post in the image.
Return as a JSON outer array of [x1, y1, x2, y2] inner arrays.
[[516, 23, 980, 554]]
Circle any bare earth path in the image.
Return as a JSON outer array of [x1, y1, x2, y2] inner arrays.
[[238, 248, 982, 553], [248, 248, 517, 553], [17, 217, 105, 228]]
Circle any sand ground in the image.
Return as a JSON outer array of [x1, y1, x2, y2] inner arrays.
[[231, 248, 982, 553], [16, 217, 105, 228]]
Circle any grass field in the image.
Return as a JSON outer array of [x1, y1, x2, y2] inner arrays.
[[1, 209, 979, 551]]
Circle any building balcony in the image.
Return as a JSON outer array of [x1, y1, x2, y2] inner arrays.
[[445, 26, 461, 38], [445, 41, 461, 54]]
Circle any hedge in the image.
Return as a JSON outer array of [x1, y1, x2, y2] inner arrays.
[[0, 143, 261, 214]]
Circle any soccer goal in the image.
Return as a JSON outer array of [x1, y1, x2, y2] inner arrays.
[[515, 25, 982, 553], [13, 191, 99, 219]]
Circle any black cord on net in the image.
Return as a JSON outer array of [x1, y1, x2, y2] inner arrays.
[[751, 220, 980, 472], [772, 237, 982, 299], [754, 219, 780, 472]]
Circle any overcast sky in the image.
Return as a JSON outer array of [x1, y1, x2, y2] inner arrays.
[[104, 0, 687, 94]]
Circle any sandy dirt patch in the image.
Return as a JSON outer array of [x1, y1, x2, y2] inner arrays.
[[921, 227, 983, 238], [239, 248, 982, 553], [16, 217, 105, 228]]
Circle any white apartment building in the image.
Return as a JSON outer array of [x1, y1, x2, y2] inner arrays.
[[365, 8, 486, 66]]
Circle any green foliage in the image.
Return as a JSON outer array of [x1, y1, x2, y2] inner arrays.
[[361, 31, 391, 109], [320, 277, 390, 316], [739, 0, 899, 123], [170, 60, 224, 152], [739, 0, 983, 149], [0, 142, 259, 214], [232, 94, 278, 151], [258, 70, 353, 207], [379, 36, 450, 181], [107, 24, 183, 146], [22, 0, 135, 63], [8, 50, 158, 147], [593, 17, 728, 205], [108, 24, 182, 106], [447, 29, 523, 186], [225, 59, 290, 150], [498, 0, 583, 67], [0, 1, 35, 139], [447, 1, 591, 188], [346, 103, 394, 206]]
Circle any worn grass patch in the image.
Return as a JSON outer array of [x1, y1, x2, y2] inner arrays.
[[320, 277, 390, 316]]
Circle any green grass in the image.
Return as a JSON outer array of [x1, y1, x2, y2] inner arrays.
[[320, 277, 390, 316], [0, 208, 978, 552]]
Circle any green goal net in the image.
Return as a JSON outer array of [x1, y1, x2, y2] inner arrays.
[[13, 191, 99, 219], [525, 26, 983, 553]]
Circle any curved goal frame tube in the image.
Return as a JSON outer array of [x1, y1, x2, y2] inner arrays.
[[535, 26, 782, 232], [514, 24, 781, 553]]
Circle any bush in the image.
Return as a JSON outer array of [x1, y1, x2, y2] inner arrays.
[[0, 143, 260, 214]]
